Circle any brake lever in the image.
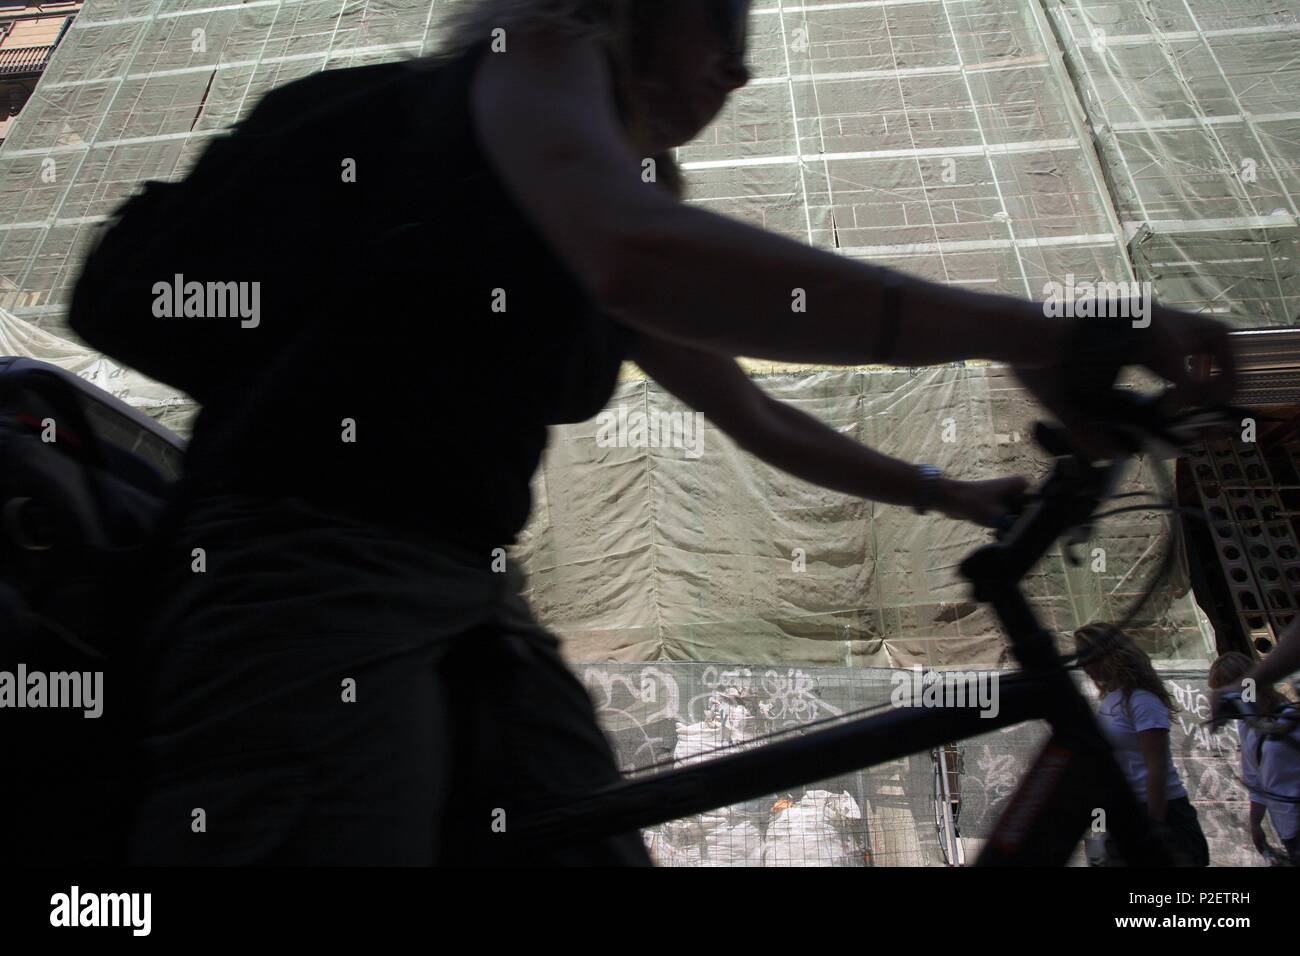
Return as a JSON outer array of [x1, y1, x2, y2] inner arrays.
[[996, 398, 1237, 548], [1164, 404, 1254, 445], [1089, 390, 1181, 458], [1075, 389, 1240, 460]]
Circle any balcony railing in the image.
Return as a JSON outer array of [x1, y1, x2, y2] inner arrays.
[[0, 15, 73, 78], [0, 43, 55, 76]]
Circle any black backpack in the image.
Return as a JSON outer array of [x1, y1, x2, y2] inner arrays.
[[0, 358, 184, 864], [67, 58, 432, 405]]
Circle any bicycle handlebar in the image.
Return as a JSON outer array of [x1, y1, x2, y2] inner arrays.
[[990, 391, 1242, 542]]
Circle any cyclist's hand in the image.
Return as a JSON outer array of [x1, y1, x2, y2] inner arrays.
[[1137, 305, 1237, 406], [937, 475, 1029, 528], [1015, 306, 1237, 458]]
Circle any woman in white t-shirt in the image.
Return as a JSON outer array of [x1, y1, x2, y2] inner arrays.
[[1074, 623, 1210, 866], [1209, 651, 1300, 865]]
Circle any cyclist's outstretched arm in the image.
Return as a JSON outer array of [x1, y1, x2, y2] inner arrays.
[[472, 33, 1060, 368], [628, 333, 1026, 526], [472, 30, 1234, 392]]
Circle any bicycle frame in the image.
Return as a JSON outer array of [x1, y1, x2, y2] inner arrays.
[[511, 429, 1174, 865], [959, 441, 1168, 865]]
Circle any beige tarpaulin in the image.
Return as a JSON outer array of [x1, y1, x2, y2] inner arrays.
[[515, 363, 1211, 665]]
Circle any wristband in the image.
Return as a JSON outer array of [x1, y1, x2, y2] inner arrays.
[[913, 465, 944, 515]]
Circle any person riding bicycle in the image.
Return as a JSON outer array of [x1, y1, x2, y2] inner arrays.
[[115, 0, 1236, 865], [1209, 651, 1300, 865], [1074, 624, 1210, 866]]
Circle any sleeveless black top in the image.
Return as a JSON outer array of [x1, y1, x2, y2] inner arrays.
[[178, 44, 633, 553]]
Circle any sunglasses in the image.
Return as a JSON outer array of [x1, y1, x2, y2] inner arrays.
[[704, 0, 750, 57]]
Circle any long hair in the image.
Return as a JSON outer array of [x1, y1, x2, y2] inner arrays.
[[1074, 623, 1178, 715], [1209, 651, 1287, 714], [424, 0, 685, 198]]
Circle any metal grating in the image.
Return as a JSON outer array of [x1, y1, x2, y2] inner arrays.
[[1189, 434, 1300, 658]]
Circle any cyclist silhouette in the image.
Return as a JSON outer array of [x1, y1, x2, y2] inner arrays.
[[116, 0, 1235, 864]]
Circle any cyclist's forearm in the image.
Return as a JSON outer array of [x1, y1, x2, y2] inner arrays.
[[633, 335, 947, 508], [742, 395, 927, 507], [607, 206, 1067, 367]]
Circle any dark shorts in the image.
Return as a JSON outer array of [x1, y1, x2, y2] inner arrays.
[[1159, 795, 1210, 867], [1101, 796, 1209, 867], [124, 492, 650, 866]]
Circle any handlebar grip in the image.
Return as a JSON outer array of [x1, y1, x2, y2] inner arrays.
[[1055, 317, 1187, 452]]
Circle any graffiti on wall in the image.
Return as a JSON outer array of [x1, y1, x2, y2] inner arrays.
[[578, 665, 1273, 867], [582, 664, 864, 865]]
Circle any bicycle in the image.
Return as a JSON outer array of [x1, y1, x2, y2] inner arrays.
[[511, 394, 1242, 866]]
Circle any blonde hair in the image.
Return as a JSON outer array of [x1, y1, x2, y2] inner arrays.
[[426, 0, 685, 197], [1074, 623, 1178, 715]]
